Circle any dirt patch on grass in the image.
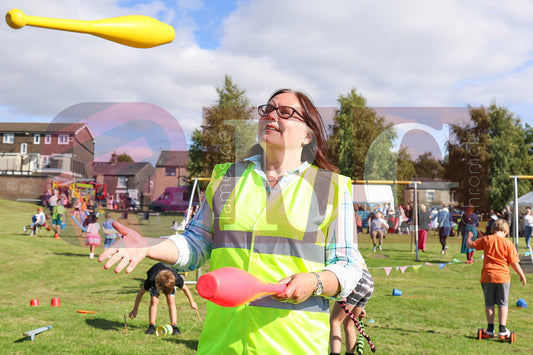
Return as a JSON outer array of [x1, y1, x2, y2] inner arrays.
[[371, 254, 388, 258]]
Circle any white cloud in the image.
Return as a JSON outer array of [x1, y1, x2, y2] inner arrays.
[[1, 0, 533, 153]]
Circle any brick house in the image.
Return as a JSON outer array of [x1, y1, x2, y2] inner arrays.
[[404, 178, 459, 208], [151, 150, 189, 200], [0, 122, 95, 200], [92, 153, 155, 207]]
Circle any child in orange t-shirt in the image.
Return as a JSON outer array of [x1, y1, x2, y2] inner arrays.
[[466, 219, 526, 338]]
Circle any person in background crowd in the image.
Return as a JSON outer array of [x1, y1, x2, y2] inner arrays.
[[460, 205, 479, 263], [522, 207, 533, 249], [417, 204, 430, 252], [435, 202, 453, 254]]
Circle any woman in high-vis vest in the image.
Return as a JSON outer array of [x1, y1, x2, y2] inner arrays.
[[100, 89, 365, 354]]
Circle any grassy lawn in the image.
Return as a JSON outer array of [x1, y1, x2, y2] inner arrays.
[[1, 199, 532, 354]]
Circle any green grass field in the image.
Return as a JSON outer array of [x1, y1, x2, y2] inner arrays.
[[1, 199, 532, 354]]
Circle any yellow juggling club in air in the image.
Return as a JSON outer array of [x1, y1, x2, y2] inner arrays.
[[6, 8, 175, 48]]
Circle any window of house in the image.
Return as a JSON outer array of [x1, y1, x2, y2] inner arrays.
[[3, 133, 14, 144], [426, 190, 435, 204], [21, 143, 27, 154], [58, 134, 69, 144], [117, 176, 127, 188], [42, 156, 51, 167], [34, 134, 41, 144], [44, 134, 52, 144], [165, 167, 176, 176]]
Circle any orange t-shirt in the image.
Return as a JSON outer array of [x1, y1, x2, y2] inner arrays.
[[472, 234, 519, 283]]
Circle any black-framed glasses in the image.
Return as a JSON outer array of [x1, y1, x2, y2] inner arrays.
[[257, 104, 305, 122]]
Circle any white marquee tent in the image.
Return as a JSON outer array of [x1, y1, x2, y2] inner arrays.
[[510, 191, 533, 212], [353, 184, 394, 208]]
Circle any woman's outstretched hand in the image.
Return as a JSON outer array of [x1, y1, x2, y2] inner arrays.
[[98, 221, 149, 273]]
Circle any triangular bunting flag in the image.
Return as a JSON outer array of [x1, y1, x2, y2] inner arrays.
[[384, 267, 392, 276], [424, 262, 433, 266], [453, 258, 461, 263], [439, 263, 446, 269], [400, 266, 408, 274], [413, 265, 422, 272]]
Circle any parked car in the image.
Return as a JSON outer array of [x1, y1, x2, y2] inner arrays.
[[149, 187, 198, 212]]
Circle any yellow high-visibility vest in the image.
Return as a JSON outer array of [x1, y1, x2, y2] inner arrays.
[[198, 161, 351, 355]]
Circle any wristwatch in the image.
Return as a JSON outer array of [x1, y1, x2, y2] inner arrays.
[[312, 272, 323, 296]]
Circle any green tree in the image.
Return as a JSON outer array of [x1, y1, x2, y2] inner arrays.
[[445, 102, 533, 211], [414, 152, 445, 178], [488, 104, 532, 210], [187, 129, 204, 179], [328, 89, 395, 180], [444, 106, 490, 210], [329, 89, 366, 177], [117, 153, 134, 162], [187, 75, 255, 179], [328, 88, 419, 205]]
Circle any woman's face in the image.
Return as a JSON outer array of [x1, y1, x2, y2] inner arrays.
[[258, 92, 311, 152]]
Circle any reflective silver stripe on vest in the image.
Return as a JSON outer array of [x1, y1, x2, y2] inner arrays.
[[249, 295, 329, 313], [254, 235, 324, 264], [212, 230, 252, 249], [212, 231, 324, 264]]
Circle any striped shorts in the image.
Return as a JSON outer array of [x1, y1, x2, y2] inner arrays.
[[345, 269, 374, 307]]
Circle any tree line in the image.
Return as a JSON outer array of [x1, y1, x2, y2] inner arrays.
[[187, 75, 533, 212]]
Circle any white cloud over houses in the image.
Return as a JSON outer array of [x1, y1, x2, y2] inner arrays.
[[1, 0, 532, 162]]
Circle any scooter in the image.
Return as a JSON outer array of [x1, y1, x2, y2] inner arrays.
[[477, 328, 516, 344]]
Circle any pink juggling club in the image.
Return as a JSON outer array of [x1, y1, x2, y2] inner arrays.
[[197, 267, 287, 307]]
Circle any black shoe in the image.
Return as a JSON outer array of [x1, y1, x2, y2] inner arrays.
[[145, 324, 156, 334], [172, 325, 181, 335]]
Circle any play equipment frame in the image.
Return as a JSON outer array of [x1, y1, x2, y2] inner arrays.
[[185, 177, 210, 282], [510, 175, 533, 263]]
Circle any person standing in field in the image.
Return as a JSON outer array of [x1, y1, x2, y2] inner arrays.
[[466, 219, 526, 338], [435, 202, 453, 254], [417, 204, 430, 252], [85, 214, 101, 259], [522, 207, 533, 249], [52, 198, 66, 239], [102, 212, 118, 249], [460, 205, 479, 263]]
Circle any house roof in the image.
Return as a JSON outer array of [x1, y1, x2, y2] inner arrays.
[[0, 122, 94, 139], [406, 178, 459, 190], [156, 150, 189, 167], [92, 161, 154, 176]]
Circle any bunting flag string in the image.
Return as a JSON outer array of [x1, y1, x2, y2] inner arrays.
[[368, 250, 530, 276]]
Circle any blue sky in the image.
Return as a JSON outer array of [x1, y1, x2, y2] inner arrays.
[[1, 0, 533, 164]]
